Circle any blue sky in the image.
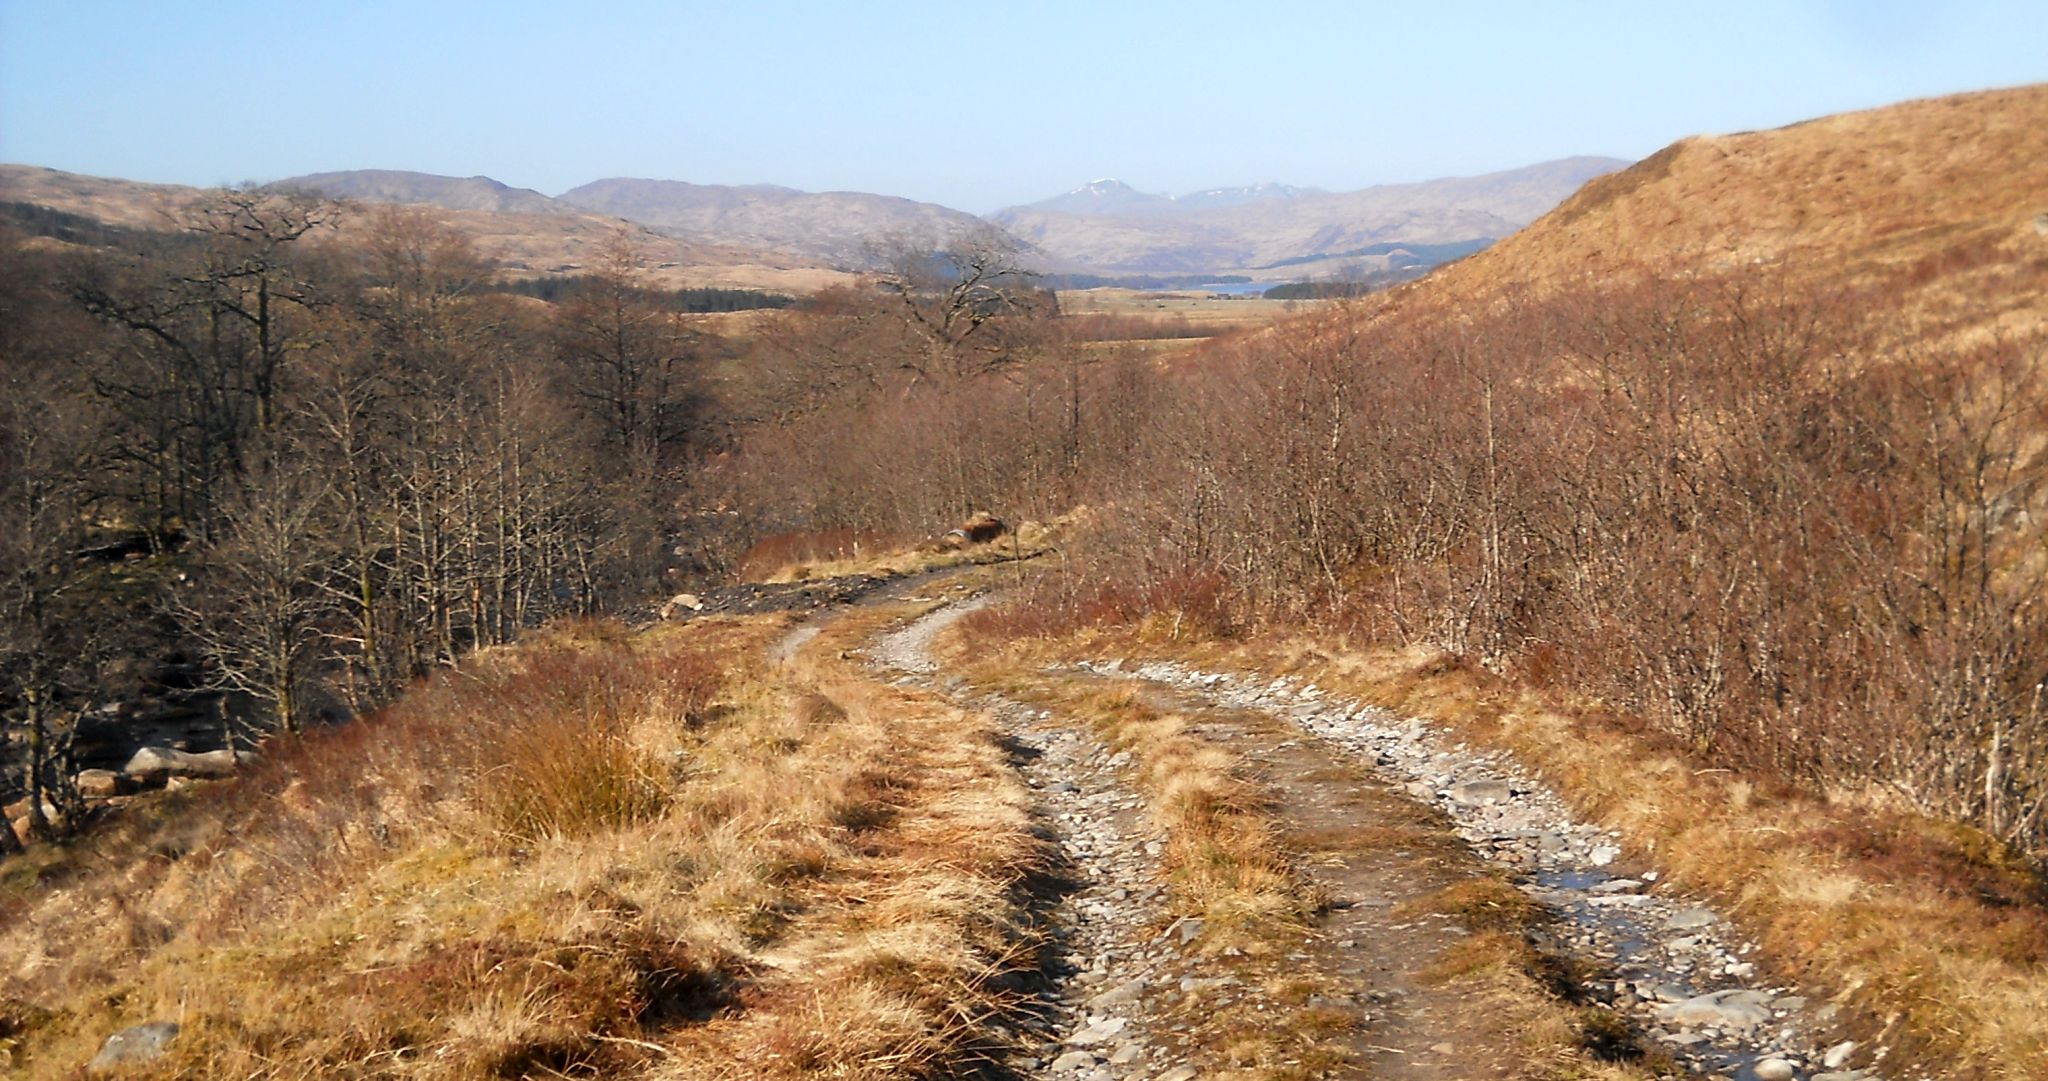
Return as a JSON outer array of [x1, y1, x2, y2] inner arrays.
[[1, 1, 2042, 212]]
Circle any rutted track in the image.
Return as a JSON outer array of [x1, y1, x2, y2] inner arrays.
[[1088, 658, 1888, 1081], [777, 580, 1891, 1081], [860, 592, 1591, 1080], [869, 594, 1207, 1081]]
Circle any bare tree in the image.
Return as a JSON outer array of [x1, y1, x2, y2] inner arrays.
[[555, 229, 699, 476], [872, 224, 1048, 385], [179, 445, 337, 734]]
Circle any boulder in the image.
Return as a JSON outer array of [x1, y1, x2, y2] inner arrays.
[[659, 593, 706, 619], [1753, 1058, 1797, 1081], [76, 769, 130, 798], [123, 746, 237, 783], [1662, 906, 1717, 930], [944, 511, 1009, 547], [88, 1021, 179, 1073], [1066, 1016, 1127, 1047], [5, 799, 62, 840], [1448, 779, 1513, 806], [1656, 989, 1774, 1032]]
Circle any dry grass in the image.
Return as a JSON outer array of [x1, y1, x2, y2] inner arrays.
[[1056, 288, 1318, 333], [751, 517, 1062, 585], [0, 612, 1045, 1079]]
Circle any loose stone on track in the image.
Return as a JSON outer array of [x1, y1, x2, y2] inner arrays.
[[1095, 658, 1889, 1081], [866, 598, 1203, 1080]]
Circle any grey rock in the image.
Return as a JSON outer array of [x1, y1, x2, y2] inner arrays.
[[89, 1022, 180, 1072], [1823, 1040, 1856, 1069], [1587, 877, 1644, 894], [1658, 990, 1774, 1031], [658, 592, 704, 618], [123, 746, 236, 781], [1663, 906, 1717, 930], [1753, 1058, 1797, 1081], [1087, 979, 1145, 1008], [1049, 1049, 1099, 1071], [1109, 1042, 1144, 1064], [1157, 1068, 1199, 1081], [1067, 1016, 1127, 1047], [1812, 1073, 1868, 1081], [1449, 779, 1513, 806]]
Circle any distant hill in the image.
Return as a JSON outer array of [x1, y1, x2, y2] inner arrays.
[[557, 179, 994, 268], [270, 169, 571, 216], [990, 157, 1628, 275], [1019, 178, 1317, 218], [0, 165, 855, 294]]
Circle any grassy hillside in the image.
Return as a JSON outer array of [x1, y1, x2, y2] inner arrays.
[[0, 613, 1044, 1078], [1413, 84, 2048, 333]]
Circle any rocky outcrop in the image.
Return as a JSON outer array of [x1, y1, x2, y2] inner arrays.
[[121, 746, 238, 784], [944, 512, 1009, 548], [87, 1021, 179, 1073]]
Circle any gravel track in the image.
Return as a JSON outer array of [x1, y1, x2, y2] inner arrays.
[[871, 597, 1209, 1081], [1089, 658, 1892, 1081]]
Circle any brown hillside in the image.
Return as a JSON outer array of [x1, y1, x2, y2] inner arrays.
[[0, 165, 855, 293], [1418, 83, 2048, 331]]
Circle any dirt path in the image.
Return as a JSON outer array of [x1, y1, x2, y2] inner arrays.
[[775, 584, 1879, 1081], [1113, 676, 1543, 1081], [849, 592, 1578, 1081], [1099, 659, 1879, 1081], [864, 591, 1204, 1080]]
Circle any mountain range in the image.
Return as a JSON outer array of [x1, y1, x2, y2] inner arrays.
[[1, 155, 1630, 283], [550, 178, 987, 268], [988, 157, 1627, 275]]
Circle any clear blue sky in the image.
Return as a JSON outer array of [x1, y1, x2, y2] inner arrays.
[[2, 1, 2043, 212]]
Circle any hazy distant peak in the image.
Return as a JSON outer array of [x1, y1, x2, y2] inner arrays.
[[1172, 181, 1316, 209], [1015, 179, 1172, 216], [987, 155, 1630, 275], [555, 176, 998, 267], [267, 169, 573, 216]]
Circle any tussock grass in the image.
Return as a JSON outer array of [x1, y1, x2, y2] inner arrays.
[[0, 612, 1046, 1079]]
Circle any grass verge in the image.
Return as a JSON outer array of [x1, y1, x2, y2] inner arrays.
[[0, 612, 1046, 1079]]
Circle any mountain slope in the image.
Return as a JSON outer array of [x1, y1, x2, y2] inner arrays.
[[990, 156, 1627, 274], [1426, 86, 2048, 311], [0, 165, 853, 292], [270, 169, 571, 216], [557, 178, 994, 268]]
